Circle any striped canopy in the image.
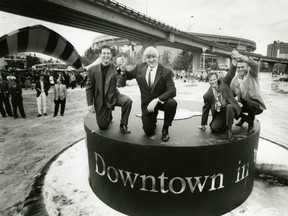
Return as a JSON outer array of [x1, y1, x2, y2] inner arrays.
[[0, 25, 83, 70]]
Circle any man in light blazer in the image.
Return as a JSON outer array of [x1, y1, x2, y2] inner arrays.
[[53, 78, 67, 117], [230, 50, 266, 133], [198, 50, 241, 141], [119, 46, 177, 142], [86, 45, 132, 134]]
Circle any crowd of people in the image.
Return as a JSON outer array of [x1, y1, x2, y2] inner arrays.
[[0, 69, 88, 119]]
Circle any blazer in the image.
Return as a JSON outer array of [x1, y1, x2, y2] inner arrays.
[[201, 65, 241, 126], [54, 84, 67, 100], [0, 80, 10, 95], [35, 80, 49, 97], [9, 84, 23, 101], [86, 63, 120, 114], [120, 62, 176, 108], [230, 58, 266, 110]]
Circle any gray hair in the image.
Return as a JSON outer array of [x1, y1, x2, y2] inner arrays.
[[143, 46, 159, 61]]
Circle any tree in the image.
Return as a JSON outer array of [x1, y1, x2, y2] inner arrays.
[[26, 54, 41, 68], [83, 46, 100, 66], [160, 50, 171, 66], [172, 51, 193, 71]]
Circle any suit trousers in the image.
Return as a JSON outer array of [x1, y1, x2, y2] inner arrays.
[[0, 93, 13, 116], [240, 99, 263, 126], [12, 98, 26, 118], [96, 93, 132, 130], [54, 98, 66, 116], [141, 98, 177, 135], [210, 104, 236, 132], [36, 92, 47, 114]]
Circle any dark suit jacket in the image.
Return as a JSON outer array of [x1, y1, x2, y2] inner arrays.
[[120, 62, 176, 112], [35, 80, 49, 97], [0, 80, 10, 96], [9, 84, 23, 102], [86, 63, 120, 114], [201, 65, 241, 126]]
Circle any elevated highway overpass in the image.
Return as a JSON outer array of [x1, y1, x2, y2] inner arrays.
[[0, 0, 287, 71]]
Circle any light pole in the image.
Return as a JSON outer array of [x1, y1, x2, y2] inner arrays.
[[216, 27, 221, 43], [187, 16, 194, 31]]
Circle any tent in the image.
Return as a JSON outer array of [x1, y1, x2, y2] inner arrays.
[[0, 25, 83, 70]]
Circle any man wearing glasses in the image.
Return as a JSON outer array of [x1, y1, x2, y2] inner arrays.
[[119, 46, 177, 142]]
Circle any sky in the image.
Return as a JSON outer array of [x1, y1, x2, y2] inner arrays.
[[0, 0, 288, 57]]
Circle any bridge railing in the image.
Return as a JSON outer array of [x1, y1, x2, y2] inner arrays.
[[87, 0, 288, 63], [90, 0, 233, 51]]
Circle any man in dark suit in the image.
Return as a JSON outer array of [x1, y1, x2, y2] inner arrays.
[[86, 45, 132, 134], [9, 79, 26, 119], [198, 50, 241, 141], [0, 75, 13, 117], [35, 75, 49, 117], [119, 46, 177, 142]]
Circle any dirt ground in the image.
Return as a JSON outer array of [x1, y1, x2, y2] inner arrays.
[[0, 77, 288, 216], [0, 87, 88, 216]]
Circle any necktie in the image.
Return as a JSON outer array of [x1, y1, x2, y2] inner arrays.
[[215, 88, 222, 112], [58, 85, 61, 99], [148, 67, 153, 87]]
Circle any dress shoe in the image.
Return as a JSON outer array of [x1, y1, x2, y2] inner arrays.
[[43, 113, 47, 116], [14, 116, 18, 119], [37, 114, 42, 117], [247, 124, 255, 133], [120, 124, 131, 134], [53, 114, 57, 117], [161, 129, 170, 142], [226, 129, 235, 141]]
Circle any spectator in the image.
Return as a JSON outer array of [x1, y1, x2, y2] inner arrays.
[[0, 75, 13, 117], [53, 79, 67, 117], [35, 75, 49, 117], [9, 79, 26, 119]]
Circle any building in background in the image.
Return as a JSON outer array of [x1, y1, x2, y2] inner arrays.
[[0, 53, 27, 70], [267, 41, 288, 59]]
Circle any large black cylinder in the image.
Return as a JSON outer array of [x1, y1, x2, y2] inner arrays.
[[85, 111, 260, 216]]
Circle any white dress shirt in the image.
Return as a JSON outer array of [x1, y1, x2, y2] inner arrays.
[[145, 64, 158, 87]]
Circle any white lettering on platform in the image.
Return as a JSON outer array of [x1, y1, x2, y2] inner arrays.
[[94, 152, 250, 194], [235, 160, 249, 183]]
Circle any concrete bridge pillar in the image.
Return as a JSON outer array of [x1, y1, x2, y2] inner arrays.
[[267, 62, 275, 72], [192, 51, 202, 73], [285, 64, 288, 74]]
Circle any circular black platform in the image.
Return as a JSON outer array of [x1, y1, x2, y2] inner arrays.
[[84, 104, 260, 216]]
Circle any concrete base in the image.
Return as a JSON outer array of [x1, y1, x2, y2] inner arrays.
[[84, 102, 260, 215], [42, 139, 288, 216]]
